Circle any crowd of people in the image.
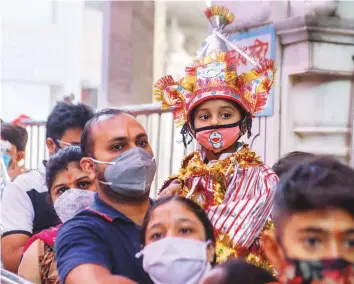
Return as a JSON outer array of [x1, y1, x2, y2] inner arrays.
[[1, 4, 354, 284]]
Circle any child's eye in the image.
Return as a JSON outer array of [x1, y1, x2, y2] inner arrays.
[[199, 114, 209, 120], [344, 238, 354, 248], [221, 113, 231, 119], [303, 237, 322, 249]]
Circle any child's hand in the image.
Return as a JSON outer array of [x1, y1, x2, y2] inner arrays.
[[158, 180, 181, 199]]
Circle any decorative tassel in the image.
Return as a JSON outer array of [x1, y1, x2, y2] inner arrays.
[[234, 59, 276, 115], [204, 5, 234, 25], [153, 75, 178, 109]]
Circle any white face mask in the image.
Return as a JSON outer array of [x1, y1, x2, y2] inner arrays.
[[136, 237, 212, 284], [54, 189, 95, 223]]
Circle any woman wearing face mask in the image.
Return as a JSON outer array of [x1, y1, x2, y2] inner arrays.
[[137, 196, 216, 284], [18, 146, 96, 284]]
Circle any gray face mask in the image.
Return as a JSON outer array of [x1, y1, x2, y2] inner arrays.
[[91, 147, 156, 198]]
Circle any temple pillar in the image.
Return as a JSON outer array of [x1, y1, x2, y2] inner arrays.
[[99, 1, 155, 108]]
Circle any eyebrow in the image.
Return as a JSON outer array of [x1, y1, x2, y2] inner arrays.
[[53, 183, 67, 190], [107, 133, 147, 144], [219, 105, 237, 110], [175, 217, 198, 225], [108, 137, 127, 143], [148, 218, 197, 231], [74, 176, 90, 182], [196, 106, 236, 113], [297, 227, 327, 234], [136, 133, 148, 140]]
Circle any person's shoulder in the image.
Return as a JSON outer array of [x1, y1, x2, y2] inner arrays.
[[57, 210, 105, 235], [7, 169, 46, 193]]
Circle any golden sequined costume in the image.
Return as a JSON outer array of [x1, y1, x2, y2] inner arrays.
[[160, 145, 277, 269], [154, 5, 278, 270]]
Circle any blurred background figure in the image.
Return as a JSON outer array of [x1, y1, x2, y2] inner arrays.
[[200, 259, 277, 284], [1, 123, 29, 180], [272, 151, 316, 178]]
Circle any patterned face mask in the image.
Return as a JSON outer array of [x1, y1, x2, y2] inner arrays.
[[282, 258, 354, 284], [195, 121, 243, 153], [53, 189, 95, 223]]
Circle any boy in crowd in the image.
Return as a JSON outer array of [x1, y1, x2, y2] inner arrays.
[[1, 123, 29, 180], [263, 156, 354, 283], [1, 102, 94, 273]]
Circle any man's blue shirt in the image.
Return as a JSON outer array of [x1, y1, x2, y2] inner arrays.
[[55, 194, 153, 284]]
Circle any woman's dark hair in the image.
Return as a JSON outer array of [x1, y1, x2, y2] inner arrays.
[[273, 155, 354, 229], [272, 151, 316, 177], [45, 146, 84, 193], [141, 196, 216, 263], [181, 100, 250, 148], [217, 260, 277, 284], [1, 123, 28, 151]]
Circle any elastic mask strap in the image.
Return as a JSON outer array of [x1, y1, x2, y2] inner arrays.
[[194, 119, 243, 133], [90, 157, 115, 166], [99, 180, 112, 186], [90, 158, 114, 186]]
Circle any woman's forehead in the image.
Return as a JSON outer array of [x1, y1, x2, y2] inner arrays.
[[149, 201, 200, 223], [54, 162, 85, 182]]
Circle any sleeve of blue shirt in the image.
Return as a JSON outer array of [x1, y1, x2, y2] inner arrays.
[[55, 217, 111, 284]]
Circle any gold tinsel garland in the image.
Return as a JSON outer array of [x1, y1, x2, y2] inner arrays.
[[216, 219, 275, 274]]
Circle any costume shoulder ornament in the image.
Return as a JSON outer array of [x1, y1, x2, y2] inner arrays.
[[154, 5, 276, 127]]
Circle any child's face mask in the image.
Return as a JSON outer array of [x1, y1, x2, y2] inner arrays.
[[195, 120, 243, 153]]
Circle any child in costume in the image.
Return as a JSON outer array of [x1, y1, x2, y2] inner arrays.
[[154, 5, 278, 270]]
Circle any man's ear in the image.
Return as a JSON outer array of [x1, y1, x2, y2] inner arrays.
[[46, 137, 56, 156], [262, 231, 285, 272], [15, 151, 25, 163], [80, 157, 96, 181]]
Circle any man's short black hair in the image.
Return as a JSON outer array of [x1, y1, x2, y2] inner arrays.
[[81, 108, 132, 157], [46, 102, 94, 140], [272, 151, 316, 177], [273, 156, 354, 229], [1, 123, 28, 151]]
